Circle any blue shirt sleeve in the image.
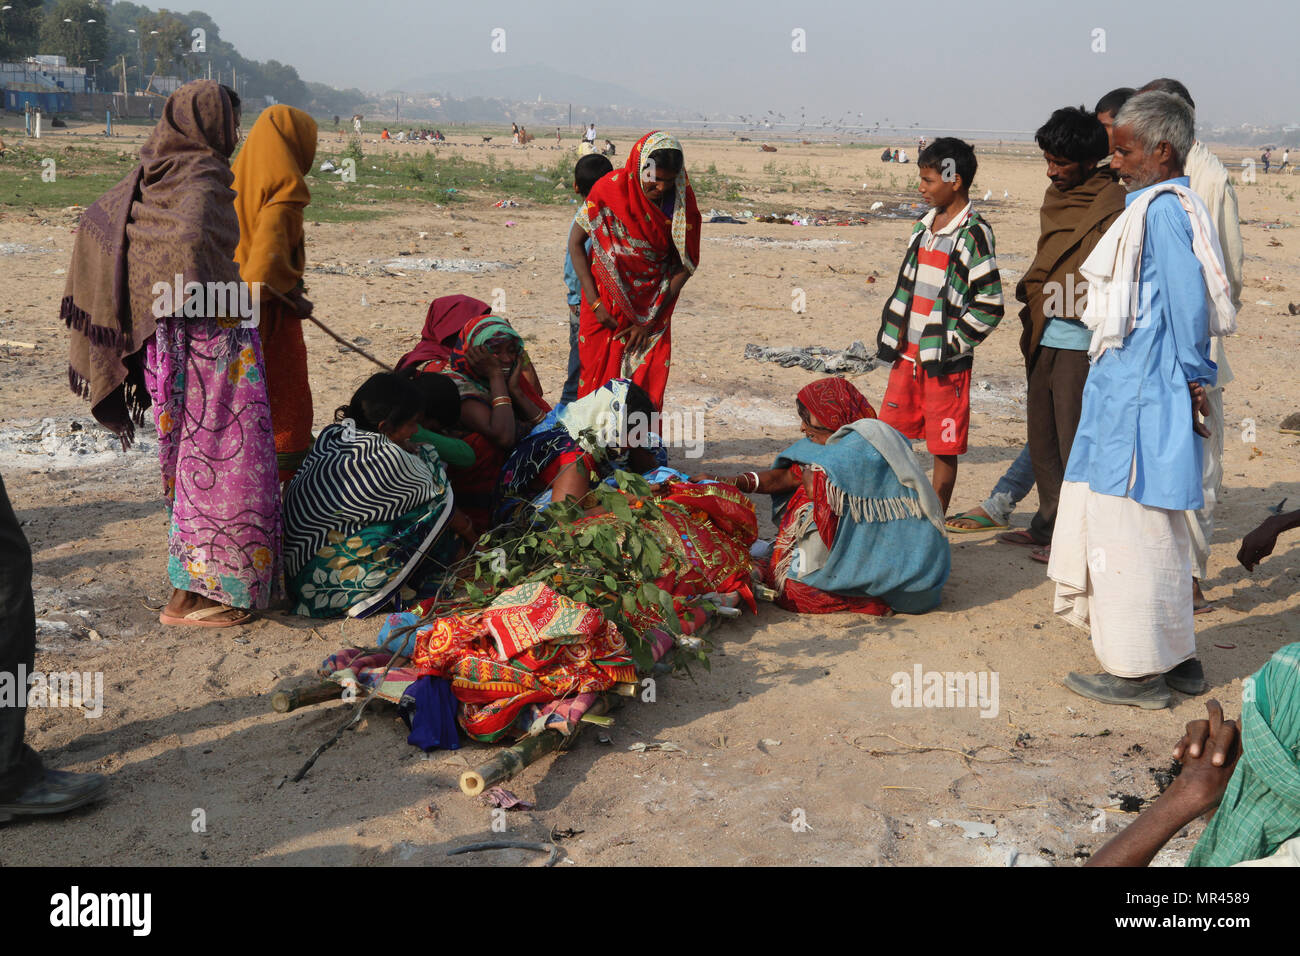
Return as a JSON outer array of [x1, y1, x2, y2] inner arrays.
[[1150, 197, 1217, 387], [563, 246, 581, 305]]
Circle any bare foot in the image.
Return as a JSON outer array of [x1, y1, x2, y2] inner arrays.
[[162, 589, 248, 624], [1192, 578, 1216, 614]]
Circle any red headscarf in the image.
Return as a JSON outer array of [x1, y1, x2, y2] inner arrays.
[[396, 295, 491, 371], [578, 130, 701, 333], [796, 378, 877, 432]]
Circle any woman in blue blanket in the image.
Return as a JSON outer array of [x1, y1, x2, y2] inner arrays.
[[283, 373, 476, 618], [494, 378, 669, 520], [705, 378, 949, 615]]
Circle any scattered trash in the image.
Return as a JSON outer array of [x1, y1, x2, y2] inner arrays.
[[482, 786, 534, 810], [0, 242, 55, 256], [760, 738, 782, 747], [1214, 643, 1237, 650], [493, 198, 520, 208], [1256, 300, 1274, 307], [504, 220, 516, 227], [929, 818, 997, 839], [319, 160, 337, 172], [378, 258, 513, 274], [628, 741, 687, 754], [744, 341, 876, 374]]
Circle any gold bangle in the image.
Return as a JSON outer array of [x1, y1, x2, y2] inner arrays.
[[491, 396, 512, 408]]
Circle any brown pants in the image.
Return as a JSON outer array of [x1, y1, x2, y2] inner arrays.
[[1027, 346, 1090, 544]]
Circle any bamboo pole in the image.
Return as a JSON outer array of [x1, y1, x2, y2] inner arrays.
[[460, 696, 610, 796]]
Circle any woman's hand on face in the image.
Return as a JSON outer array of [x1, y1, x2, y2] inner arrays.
[[506, 354, 525, 393], [465, 344, 503, 378]]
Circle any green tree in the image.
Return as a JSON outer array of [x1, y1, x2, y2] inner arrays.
[[136, 8, 186, 83], [38, 0, 108, 67], [0, 0, 44, 61]]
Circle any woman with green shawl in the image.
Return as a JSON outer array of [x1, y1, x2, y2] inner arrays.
[[403, 311, 549, 531]]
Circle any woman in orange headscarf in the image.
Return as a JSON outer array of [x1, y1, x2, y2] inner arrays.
[[232, 105, 318, 481]]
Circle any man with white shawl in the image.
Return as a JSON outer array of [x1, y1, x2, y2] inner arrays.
[[1047, 91, 1237, 709], [1139, 79, 1244, 614]]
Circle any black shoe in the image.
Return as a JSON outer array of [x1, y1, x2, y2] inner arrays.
[[1165, 659, 1207, 695], [0, 769, 108, 823], [1063, 671, 1171, 710]]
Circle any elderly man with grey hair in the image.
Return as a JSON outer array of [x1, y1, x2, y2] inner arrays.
[[1139, 78, 1244, 616], [1047, 90, 1238, 709]]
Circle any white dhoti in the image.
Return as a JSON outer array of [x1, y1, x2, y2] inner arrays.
[[1048, 480, 1197, 678]]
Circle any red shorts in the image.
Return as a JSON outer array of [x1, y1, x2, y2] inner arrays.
[[878, 344, 971, 455]]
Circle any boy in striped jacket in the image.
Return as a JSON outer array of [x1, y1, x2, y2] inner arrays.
[[875, 137, 1004, 512]]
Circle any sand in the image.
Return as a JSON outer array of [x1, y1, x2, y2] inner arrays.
[[0, 127, 1297, 866]]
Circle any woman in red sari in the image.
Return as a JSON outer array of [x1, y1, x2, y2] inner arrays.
[[567, 131, 701, 409]]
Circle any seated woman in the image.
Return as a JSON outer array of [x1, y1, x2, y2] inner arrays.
[[283, 373, 474, 618], [706, 378, 950, 615], [397, 300, 548, 531], [402, 368, 476, 470], [495, 379, 665, 520]]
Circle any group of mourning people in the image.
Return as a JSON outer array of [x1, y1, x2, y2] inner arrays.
[[1, 77, 1296, 862], [43, 80, 949, 636]]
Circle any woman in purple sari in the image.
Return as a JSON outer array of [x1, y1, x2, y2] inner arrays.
[[62, 81, 281, 627]]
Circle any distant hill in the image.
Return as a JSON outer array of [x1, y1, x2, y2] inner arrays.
[[394, 63, 666, 112]]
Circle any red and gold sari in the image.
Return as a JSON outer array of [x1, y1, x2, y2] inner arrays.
[[576, 131, 701, 409]]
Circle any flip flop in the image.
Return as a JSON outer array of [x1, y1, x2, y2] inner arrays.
[[1030, 546, 1051, 564], [945, 511, 1008, 534], [997, 530, 1046, 547], [159, 605, 253, 628], [1193, 602, 1218, 616]]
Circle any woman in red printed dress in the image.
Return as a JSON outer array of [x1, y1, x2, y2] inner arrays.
[[567, 130, 701, 409]]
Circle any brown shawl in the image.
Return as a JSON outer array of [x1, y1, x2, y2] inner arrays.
[[1015, 168, 1126, 368], [63, 80, 242, 446]]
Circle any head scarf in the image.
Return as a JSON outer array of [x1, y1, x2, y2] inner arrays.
[[232, 105, 317, 295], [62, 80, 241, 446], [577, 130, 701, 332], [1188, 643, 1300, 866], [396, 295, 491, 371], [796, 378, 877, 432]]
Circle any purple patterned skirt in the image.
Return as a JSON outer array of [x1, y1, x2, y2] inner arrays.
[[145, 317, 283, 609]]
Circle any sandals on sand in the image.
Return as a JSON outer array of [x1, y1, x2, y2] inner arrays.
[[945, 510, 1008, 534], [159, 605, 253, 628], [1030, 546, 1051, 564], [997, 530, 1048, 548]]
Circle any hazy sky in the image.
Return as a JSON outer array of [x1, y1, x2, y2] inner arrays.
[[191, 0, 1296, 130]]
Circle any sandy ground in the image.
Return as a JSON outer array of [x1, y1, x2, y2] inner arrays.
[[0, 127, 1297, 866]]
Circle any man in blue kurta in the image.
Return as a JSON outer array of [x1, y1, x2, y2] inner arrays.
[[1048, 90, 1235, 710]]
